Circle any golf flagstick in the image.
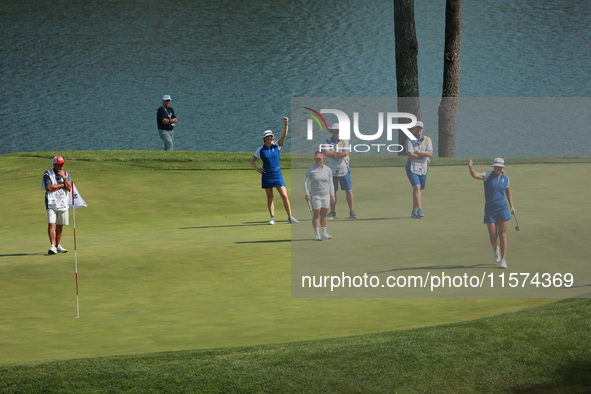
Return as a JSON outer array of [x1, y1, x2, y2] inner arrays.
[[69, 183, 88, 318], [72, 183, 80, 318]]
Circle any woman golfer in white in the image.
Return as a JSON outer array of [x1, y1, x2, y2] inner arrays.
[[468, 158, 515, 269], [250, 116, 298, 225], [304, 152, 335, 241]]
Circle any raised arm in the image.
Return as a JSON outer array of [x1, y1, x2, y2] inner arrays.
[[277, 116, 289, 147], [468, 159, 484, 180]]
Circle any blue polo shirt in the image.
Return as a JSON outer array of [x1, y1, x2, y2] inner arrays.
[[254, 143, 285, 189], [483, 171, 510, 211]]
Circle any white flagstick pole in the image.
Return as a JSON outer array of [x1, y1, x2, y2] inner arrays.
[[73, 183, 80, 318]]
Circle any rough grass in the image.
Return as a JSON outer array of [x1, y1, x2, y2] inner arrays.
[[0, 299, 589, 392]]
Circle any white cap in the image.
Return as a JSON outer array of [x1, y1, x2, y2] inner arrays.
[[491, 158, 505, 168], [413, 121, 424, 129], [330, 123, 339, 131], [162, 95, 172, 101], [262, 130, 274, 139]]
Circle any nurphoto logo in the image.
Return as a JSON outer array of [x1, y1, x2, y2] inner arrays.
[[304, 107, 418, 153]]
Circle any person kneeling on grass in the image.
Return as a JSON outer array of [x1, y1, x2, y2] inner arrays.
[[42, 156, 72, 255], [468, 158, 516, 269], [304, 152, 335, 241], [250, 116, 299, 225]]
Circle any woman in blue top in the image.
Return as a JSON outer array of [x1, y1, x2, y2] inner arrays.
[[250, 116, 298, 225], [468, 158, 515, 269]]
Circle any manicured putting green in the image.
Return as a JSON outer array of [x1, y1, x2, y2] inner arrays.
[[1, 153, 587, 365]]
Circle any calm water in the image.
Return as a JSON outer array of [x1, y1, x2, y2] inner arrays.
[[1, 0, 590, 157]]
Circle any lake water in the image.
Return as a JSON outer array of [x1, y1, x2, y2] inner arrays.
[[1, 0, 590, 157]]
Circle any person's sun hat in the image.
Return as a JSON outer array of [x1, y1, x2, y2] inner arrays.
[[330, 123, 339, 132], [314, 152, 325, 159], [491, 158, 505, 168], [412, 121, 424, 129], [162, 95, 172, 101], [53, 156, 65, 165], [262, 130, 274, 139]]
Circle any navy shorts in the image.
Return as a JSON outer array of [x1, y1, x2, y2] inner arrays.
[[406, 165, 428, 190], [333, 169, 352, 191]]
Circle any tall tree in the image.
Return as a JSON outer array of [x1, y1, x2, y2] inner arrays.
[[394, 0, 420, 155], [438, 0, 462, 157]]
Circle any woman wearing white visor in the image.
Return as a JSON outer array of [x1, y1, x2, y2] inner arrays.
[[468, 158, 516, 269], [250, 116, 299, 225]]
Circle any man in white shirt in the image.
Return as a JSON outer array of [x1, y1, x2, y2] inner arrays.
[[405, 121, 433, 218], [322, 123, 357, 219], [42, 156, 72, 254]]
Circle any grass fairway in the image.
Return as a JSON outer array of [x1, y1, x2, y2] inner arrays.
[[0, 152, 588, 367]]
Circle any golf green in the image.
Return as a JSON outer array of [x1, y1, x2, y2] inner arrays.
[[1, 153, 587, 365]]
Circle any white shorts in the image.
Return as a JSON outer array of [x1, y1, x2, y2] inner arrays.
[[310, 194, 330, 210], [47, 209, 69, 225]]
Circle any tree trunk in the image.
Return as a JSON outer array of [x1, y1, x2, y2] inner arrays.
[[394, 0, 420, 155], [438, 0, 462, 157]]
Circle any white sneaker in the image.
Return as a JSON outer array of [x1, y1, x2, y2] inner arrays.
[[314, 233, 322, 241], [48, 245, 57, 255], [322, 231, 332, 240], [57, 245, 68, 253], [288, 216, 299, 224], [500, 259, 507, 269], [268, 217, 275, 225], [494, 247, 501, 263]]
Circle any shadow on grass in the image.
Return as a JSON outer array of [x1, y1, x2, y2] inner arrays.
[[0, 253, 47, 257], [370, 263, 492, 275], [235, 239, 313, 244], [180, 217, 410, 230], [566, 283, 591, 289], [510, 360, 591, 393], [323, 216, 409, 222], [179, 222, 269, 230]]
